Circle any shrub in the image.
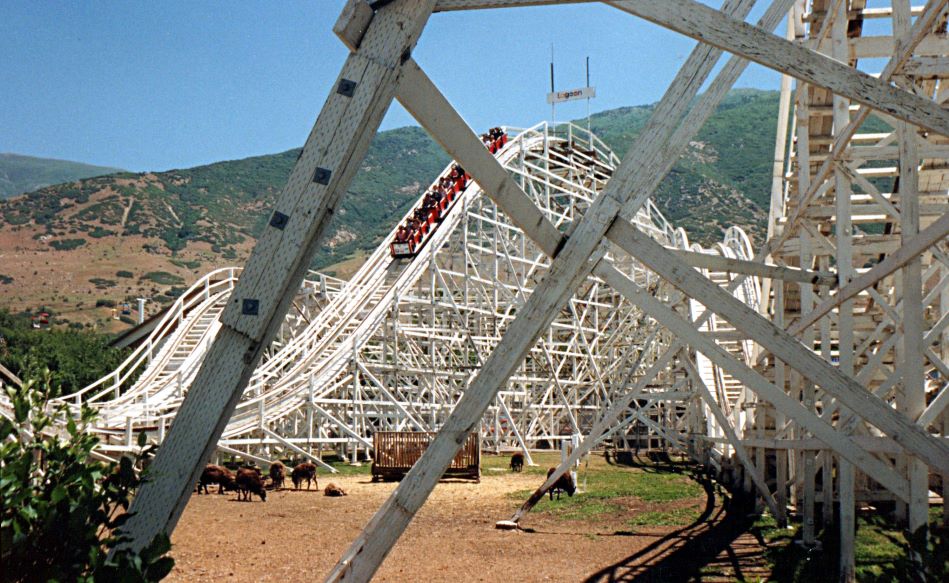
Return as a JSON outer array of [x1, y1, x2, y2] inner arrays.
[[141, 272, 184, 286], [50, 238, 86, 251], [95, 299, 116, 308], [116, 270, 134, 279], [0, 376, 175, 581]]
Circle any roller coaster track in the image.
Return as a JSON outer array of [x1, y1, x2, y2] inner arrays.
[[40, 122, 760, 466]]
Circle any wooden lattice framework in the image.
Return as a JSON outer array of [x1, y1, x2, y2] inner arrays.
[[114, 2, 949, 582]]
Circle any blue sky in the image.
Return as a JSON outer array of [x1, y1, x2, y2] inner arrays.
[[0, 1, 782, 172]]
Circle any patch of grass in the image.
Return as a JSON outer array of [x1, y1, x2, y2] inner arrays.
[[170, 258, 201, 270], [501, 453, 704, 523], [89, 278, 116, 288], [141, 271, 184, 286], [627, 505, 703, 527]]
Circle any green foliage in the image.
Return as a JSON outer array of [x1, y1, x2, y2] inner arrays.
[[116, 270, 134, 279], [0, 310, 130, 394], [89, 278, 117, 289], [755, 512, 948, 582], [0, 377, 174, 581], [50, 238, 87, 251], [141, 271, 184, 286], [169, 258, 201, 270]]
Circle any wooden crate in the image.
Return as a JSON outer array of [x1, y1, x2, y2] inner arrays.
[[371, 431, 480, 482]]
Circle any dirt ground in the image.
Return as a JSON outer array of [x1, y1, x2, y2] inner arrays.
[[167, 458, 772, 582]]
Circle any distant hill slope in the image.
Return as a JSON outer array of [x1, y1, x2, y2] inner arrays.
[[0, 153, 123, 199], [0, 89, 778, 329]]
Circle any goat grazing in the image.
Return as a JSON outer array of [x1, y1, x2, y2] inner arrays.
[[235, 467, 267, 502], [269, 461, 285, 490], [291, 462, 318, 490], [198, 464, 236, 495], [546, 467, 576, 500]]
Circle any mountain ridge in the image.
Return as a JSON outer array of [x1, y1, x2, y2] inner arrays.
[[0, 89, 778, 330], [0, 153, 123, 200]]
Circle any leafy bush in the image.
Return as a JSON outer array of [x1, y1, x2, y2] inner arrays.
[[89, 278, 117, 288], [116, 270, 134, 279], [50, 238, 86, 251], [0, 377, 175, 581], [95, 299, 116, 308]]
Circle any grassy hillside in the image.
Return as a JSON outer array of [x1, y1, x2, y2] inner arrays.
[[589, 88, 777, 244], [0, 89, 780, 327], [0, 153, 123, 200]]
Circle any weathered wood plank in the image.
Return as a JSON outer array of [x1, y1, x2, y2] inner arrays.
[[119, 0, 437, 553], [593, 261, 911, 501], [325, 0, 761, 577], [608, 0, 949, 137], [606, 219, 949, 476]]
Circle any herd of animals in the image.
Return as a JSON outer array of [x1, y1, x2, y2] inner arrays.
[[196, 461, 347, 502], [195, 453, 574, 502]]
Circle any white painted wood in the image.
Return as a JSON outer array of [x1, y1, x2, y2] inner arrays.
[[606, 219, 949, 476], [326, 2, 760, 575], [118, 0, 437, 553], [789, 211, 949, 336], [434, 0, 592, 9], [682, 355, 781, 517], [593, 261, 910, 501], [673, 249, 836, 286], [608, 0, 949, 137]]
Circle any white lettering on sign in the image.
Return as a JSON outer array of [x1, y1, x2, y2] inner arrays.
[[547, 86, 596, 104]]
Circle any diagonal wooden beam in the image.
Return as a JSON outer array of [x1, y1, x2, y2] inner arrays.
[[681, 353, 781, 517], [592, 261, 910, 501], [434, 0, 593, 10], [326, 1, 764, 579], [605, 219, 949, 476], [608, 0, 949, 137], [117, 0, 438, 553], [788, 211, 949, 337]]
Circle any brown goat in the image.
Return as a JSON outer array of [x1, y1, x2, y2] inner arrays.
[[235, 467, 267, 502], [269, 461, 285, 490], [546, 467, 576, 500], [291, 462, 318, 490], [510, 452, 524, 472], [198, 464, 236, 495], [323, 483, 347, 497]]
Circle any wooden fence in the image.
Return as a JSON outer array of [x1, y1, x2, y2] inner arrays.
[[372, 431, 480, 482]]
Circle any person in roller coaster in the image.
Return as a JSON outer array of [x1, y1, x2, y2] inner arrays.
[[395, 224, 409, 243]]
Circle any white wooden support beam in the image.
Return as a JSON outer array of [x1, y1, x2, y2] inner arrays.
[[788, 211, 949, 337], [434, 0, 593, 9], [606, 220, 949, 476], [592, 261, 911, 501], [118, 0, 437, 553], [681, 354, 782, 517], [262, 427, 338, 473], [608, 0, 949, 137], [326, 1, 758, 576], [672, 249, 837, 286]]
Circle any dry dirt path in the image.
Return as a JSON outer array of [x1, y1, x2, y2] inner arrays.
[[167, 463, 773, 582]]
